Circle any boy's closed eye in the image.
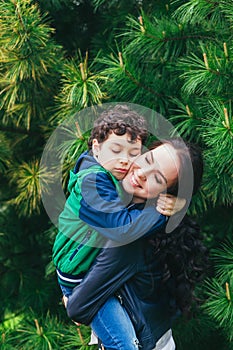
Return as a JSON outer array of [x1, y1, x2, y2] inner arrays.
[[111, 148, 140, 158]]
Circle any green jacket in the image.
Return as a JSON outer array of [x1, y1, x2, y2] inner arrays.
[[53, 164, 121, 285]]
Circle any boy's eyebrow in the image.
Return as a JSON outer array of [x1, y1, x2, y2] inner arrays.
[[111, 142, 123, 147], [111, 142, 141, 150]]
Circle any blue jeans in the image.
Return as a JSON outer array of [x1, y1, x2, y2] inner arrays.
[[60, 284, 73, 297], [91, 296, 140, 350]]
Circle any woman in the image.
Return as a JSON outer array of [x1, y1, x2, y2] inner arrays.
[[66, 139, 207, 350]]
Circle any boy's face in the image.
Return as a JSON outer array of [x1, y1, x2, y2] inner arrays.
[[92, 132, 142, 180]]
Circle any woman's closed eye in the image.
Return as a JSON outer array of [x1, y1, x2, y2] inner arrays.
[[154, 174, 163, 185], [154, 171, 167, 185]]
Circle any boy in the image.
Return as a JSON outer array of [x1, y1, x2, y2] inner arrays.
[[53, 104, 180, 296]]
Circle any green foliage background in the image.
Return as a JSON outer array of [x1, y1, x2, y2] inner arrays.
[[0, 0, 233, 349]]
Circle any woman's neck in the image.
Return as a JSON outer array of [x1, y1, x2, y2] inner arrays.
[[132, 195, 146, 204]]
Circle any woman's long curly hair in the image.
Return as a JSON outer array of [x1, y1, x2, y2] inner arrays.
[[149, 216, 209, 317], [148, 138, 208, 316]]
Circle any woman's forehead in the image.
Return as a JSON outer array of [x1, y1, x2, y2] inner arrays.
[[151, 145, 180, 181], [152, 144, 177, 159]]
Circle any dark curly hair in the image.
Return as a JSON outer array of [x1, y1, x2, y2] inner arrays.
[[147, 139, 207, 316], [149, 216, 209, 317], [88, 104, 148, 148], [149, 138, 204, 198]]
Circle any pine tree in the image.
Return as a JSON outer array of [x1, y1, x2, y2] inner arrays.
[[1, 0, 233, 349]]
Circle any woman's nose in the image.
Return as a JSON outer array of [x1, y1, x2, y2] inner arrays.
[[136, 168, 147, 180]]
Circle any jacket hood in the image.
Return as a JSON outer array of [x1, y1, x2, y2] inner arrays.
[[67, 151, 99, 193], [73, 151, 98, 173]]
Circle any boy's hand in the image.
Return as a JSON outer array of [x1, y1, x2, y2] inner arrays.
[[62, 295, 68, 308], [156, 194, 186, 216], [62, 295, 81, 326]]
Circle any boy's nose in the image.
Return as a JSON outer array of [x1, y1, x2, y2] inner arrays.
[[119, 158, 129, 165]]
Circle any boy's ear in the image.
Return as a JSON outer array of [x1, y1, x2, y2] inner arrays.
[[92, 139, 100, 158]]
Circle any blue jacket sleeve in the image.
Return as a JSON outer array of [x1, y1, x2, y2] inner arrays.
[[66, 240, 142, 324], [78, 172, 166, 244]]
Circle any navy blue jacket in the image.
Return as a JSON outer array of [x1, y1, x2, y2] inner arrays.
[[67, 236, 178, 350]]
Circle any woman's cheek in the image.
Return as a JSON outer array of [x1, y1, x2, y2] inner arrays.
[[147, 184, 162, 198]]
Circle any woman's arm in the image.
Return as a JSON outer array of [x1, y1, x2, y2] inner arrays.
[[66, 239, 165, 350], [66, 240, 143, 325]]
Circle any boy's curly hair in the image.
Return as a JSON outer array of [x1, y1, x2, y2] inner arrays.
[[88, 104, 148, 149]]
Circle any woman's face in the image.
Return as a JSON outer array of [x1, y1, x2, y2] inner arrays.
[[122, 144, 180, 200]]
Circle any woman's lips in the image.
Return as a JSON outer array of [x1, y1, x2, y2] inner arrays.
[[129, 173, 141, 187]]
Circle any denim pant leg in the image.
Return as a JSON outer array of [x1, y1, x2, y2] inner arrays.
[[59, 284, 74, 297], [91, 296, 140, 350]]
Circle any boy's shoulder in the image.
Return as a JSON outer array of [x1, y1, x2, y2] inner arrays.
[[74, 151, 118, 181], [74, 151, 98, 173], [71, 165, 119, 187], [68, 152, 121, 193]]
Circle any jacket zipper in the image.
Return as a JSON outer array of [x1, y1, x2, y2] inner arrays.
[[69, 230, 92, 261], [116, 292, 137, 325]]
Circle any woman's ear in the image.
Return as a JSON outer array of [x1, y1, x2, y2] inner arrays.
[[92, 139, 100, 158]]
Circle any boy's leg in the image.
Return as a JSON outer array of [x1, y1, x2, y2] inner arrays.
[[91, 296, 140, 350], [60, 284, 73, 297]]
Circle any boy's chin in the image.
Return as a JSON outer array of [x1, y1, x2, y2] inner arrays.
[[115, 174, 126, 181]]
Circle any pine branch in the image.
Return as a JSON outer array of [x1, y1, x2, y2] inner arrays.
[[0, 0, 62, 130], [203, 277, 233, 341], [124, 67, 164, 98], [0, 125, 38, 136]]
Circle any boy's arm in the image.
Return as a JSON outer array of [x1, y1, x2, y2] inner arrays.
[[78, 172, 166, 244]]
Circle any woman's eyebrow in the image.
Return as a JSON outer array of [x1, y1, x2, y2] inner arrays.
[[150, 151, 154, 163], [150, 151, 167, 183], [145, 151, 154, 164]]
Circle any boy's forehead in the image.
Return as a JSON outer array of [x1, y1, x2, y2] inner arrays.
[[106, 132, 142, 146]]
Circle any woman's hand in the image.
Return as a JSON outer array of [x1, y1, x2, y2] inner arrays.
[[156, 194, 186, 216]]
